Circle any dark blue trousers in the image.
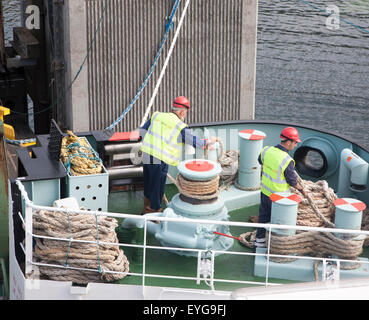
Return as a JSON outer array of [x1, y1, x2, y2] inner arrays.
[[256, 192, 272, 239], [143, 160, 169, 210]]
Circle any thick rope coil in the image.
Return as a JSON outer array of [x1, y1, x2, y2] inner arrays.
[[237, 172, 365, 279], [203, 138, 259, 191], [60, 130, 103, 176], [33, 209, 130, 284], [360, 208, 369, 246], [265, 231, 363, 268], [167, 173, 219, 200], [239, 174, 337, 248], [239, 232, 256, 249], [291, 174, 337, 228]]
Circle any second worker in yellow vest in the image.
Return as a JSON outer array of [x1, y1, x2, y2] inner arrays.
[[140, 96, 217, 214], [254, 127, 307, 249]]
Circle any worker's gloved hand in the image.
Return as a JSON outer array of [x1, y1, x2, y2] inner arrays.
[[209, 136, 218, 145]]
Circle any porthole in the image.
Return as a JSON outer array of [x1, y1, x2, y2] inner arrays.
[[294, 146, 328, 178]]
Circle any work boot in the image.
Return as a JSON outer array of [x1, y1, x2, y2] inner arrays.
[[142, 196, 164, 214], [142, 207, 162, 224], [248, 215, 258, 223], [142, 197, 153, 214], [142, 207, 157, 214], [142, 207, 163, 214]]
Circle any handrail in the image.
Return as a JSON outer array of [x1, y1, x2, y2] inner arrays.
[[15, 179, 369, 294]]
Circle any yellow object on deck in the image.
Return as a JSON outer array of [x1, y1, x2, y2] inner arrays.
[[0, 106, 15, 140], [0, 106, 36, 147]]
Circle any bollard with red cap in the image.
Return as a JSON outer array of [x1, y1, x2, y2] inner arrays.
[[270, 192, 302, 236], [333, 198, 366, 240], [238, 129, 266, 189], [177, 158, 222, 181]]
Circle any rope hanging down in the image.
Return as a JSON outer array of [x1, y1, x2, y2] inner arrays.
[[139, 0, 192, 128], [106, 0, 185, 130]]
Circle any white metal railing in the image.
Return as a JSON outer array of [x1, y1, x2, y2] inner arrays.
[[15, 179, 369, 297]]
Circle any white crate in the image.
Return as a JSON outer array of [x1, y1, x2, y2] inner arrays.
[[63, 137, 108, 211]]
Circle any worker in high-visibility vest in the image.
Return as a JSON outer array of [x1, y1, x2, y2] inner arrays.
[[140, 96, 217, 215], [254, 127, 307, 249]]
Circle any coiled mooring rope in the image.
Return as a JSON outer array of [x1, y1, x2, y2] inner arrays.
[[237, 172, 367, 278], [60, 130, 103, 176], [239, 173, 338, 250], [265, 231, 363, 265], [360, 208, 369, 246], [166, 173, 220, 200], [162, 135, 366, 275], [292, 174, 337, 228], [33, 209, 130, 284], [208, 139, 260, 192], [165, 137, 248, 200]]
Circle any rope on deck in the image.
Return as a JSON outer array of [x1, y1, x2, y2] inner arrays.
[[237, 171, 367, 279], [166, 173, 220, 200], [60, 130, 103, 176], [161, 136, 367, 281], [33, 208, 130, 284]]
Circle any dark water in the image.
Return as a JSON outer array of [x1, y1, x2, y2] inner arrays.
[[3, 1, 21, 46], [254, 0, 369, 150], [3, 1, 369, 149]]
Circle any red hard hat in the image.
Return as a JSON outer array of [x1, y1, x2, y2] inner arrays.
[[280, 127, 302, 143], [173, 96, 190, 109]]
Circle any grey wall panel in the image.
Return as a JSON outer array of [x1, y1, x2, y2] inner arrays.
[[85, 0, 245, 132]]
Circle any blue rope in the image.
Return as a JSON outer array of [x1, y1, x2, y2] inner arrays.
[[105, 0, 182, 130], [6, 138, 36, 146], [298, 0, 369, 34], [65, 141, 103, 175]]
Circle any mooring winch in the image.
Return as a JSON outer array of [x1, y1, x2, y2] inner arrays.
[[122, 158, 234, 257]]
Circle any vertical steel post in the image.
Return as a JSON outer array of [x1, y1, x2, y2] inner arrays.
[[0, 119, 9, 298], [24, 198, 33, 276], [52, 0, 66, 129], [0, 0, 6, 66]]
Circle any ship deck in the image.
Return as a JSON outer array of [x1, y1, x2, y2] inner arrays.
[[107, 184, 369, 291]]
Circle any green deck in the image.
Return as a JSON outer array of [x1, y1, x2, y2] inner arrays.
[[109, 185, 301, 291], [108, 184, 369, 291]]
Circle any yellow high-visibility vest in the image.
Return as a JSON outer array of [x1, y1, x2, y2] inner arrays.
[[260, 146, 295, 197], [140, 112, 188, 166]]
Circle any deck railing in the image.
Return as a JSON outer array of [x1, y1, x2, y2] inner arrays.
[[14, 179, 369, 298]]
